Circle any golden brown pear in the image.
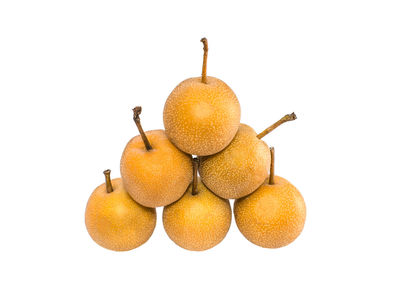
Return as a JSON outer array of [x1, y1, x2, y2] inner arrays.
[[163, 158, 232, 251], [234, 148, 306, 248], [121, 107, 193, 208], [85, 170, 156, 251], [199, 113, 296, 199], [163, 38, 240, 156]]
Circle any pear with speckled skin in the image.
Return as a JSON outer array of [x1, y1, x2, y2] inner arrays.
[[85, 170, 156, 251], [234, 148, 306, 248], [163, 38, 241, 156], [199, 113, 296, 199], [121, 107, 193, 208], [163, 158, 232, 251]]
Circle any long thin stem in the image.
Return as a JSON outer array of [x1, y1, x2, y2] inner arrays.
[[104, 169, 113, 193], [268, 147, 275, 185], [192, 157, 199, 195], [256, 112, 297, 139], [133, 106, 153, 151], [200, 37, 208, 84]]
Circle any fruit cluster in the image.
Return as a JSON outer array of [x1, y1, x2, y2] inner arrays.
[[85, 38, 306, 252]]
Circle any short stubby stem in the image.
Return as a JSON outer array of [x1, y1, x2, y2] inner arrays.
[[257, 112, 297, 139], [133, 106, 153, 151], [268, 148, 275, 185], [104, 169, 113, 193], [192, 157, 199, 195]]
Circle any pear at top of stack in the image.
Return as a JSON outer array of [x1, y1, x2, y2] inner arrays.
[[163, 38, 241, 156]]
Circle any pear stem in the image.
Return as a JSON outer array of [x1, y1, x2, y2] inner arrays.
[[201, 37, 208, 84], [256, 112, 297, 139], [133, 106, 153, 151], [268, 147, 275, 185], [192, 157, 199, 195], [104, 169, 113, 193]]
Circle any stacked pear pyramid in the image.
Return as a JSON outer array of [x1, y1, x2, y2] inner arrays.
[[85, 38, 306, 252]]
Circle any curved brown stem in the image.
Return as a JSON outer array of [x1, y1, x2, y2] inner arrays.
[[200, 37, 208, 84], [192, 157, 199, 195], [133, 106, 153, 151], [256, 112, 297, 139], [103, 169, 113, 193], [268, 147, 275, 185]]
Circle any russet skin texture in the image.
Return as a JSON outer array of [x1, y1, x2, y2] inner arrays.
[[85, 178, 156, 251], [120, 129, 193, 208], [163, 76, 241, 156], [199, 124, 271, 199], [162, 180, 232, 251], [234, 176, 306, 248]]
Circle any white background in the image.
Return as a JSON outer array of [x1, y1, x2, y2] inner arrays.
[[1, 0, 399, 282]]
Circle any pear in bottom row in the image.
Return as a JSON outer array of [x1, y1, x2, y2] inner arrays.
[[234, 148, 306, 249], [85, 170, 156, 251], [162, 158, 232, 251]]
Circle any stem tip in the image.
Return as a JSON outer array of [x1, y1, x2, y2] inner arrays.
[[288, 112, 297, 121], [133, 106, 142, 121]]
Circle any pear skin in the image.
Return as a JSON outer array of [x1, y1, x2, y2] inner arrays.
[[234, 148, 306, 248], [199, 113, 296, 199], [199, 124, 270, 199], [121, 129, 192, 207], [85, 171, 156, 251], [121, 107, 193, 208], [163, 159, 232, 251]]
